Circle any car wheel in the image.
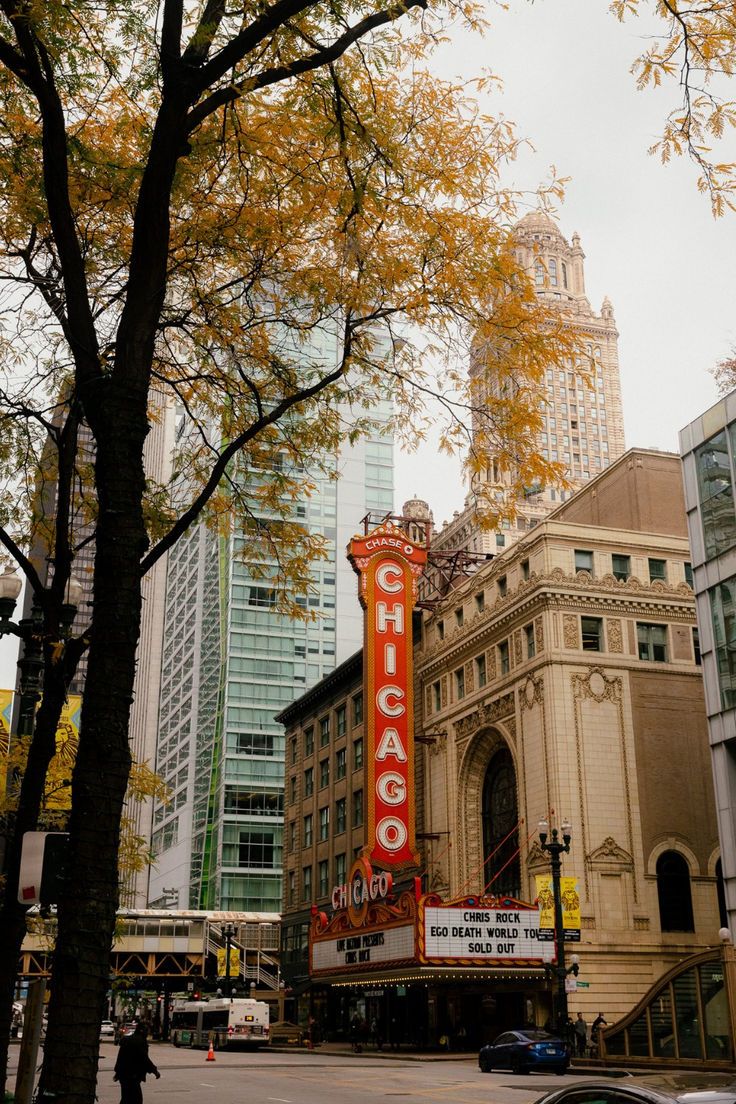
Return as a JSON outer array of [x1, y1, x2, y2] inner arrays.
[[479, 1056, 491, 1073], [511, 1056, 525, 1075], [555, 1066, 568, 1076]]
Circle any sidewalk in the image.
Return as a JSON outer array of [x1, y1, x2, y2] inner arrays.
[[270, 1040, 472, 1061], [268, 1040, 628, 1071]]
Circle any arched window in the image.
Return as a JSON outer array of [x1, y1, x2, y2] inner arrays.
[[482, 747, 520, 898], [657, 851, 694, 932]]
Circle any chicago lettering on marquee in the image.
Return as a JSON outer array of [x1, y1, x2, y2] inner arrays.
[[348, 522, 427, 869]]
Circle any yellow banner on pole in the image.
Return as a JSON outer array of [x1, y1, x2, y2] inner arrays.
[[217, 947, 240, 979], [0, 689, 13, 802], [44, 695, 82, 810], [535, 874, 581, 941]]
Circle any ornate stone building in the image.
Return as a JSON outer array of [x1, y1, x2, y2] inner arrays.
[[435, 210, 626, 556], [418, 448, 721, 1021]]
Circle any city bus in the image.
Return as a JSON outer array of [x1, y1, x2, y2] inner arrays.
[[170, 997, 271, 1049]]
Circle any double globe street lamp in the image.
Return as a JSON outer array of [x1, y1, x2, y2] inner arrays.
[[538, 817, 580, 1038]]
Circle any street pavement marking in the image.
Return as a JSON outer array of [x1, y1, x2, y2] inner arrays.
[[267, 1097, 292, 1102]]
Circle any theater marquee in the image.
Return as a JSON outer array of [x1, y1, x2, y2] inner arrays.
[[309, 873, 556, 979], [348, 522, 427, 870]]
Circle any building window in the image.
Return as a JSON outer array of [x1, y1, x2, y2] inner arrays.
[[498, 640, 510, 675], [649, 558, 667, 582], [437, 620, 445, 641], [318, 859, 329, 897], [520, 558, 530, 581], [684, 561, 694, 588], [290, 777, 297, 803], [319, 806, 329, 841], [288, 870, 295, 905], [656, 851, 694, 932], [637, 622, 668, 662], [335, 797, 346, 834], [302, 865, 312, 901], [290, 737, 297, 765], [496, 533, 505, 549], [612, 554, 630, 581], [574, 549, 593, 574], [475, 591, 485, 613], [304, 767, 314, 797], [709, 578, 736, 708], [319, 758, 329, 789], [289, 821, 296, 850], [336, 705, 346, 738], [696, 429, 736, 559], [581, 616, 602, 651], [455, 607, 464, 628], [353, 789, 364, 827], [497, 575, 507, 597], [716, 858, 728, 929], [335, 852, 346, 886], [432, 681, 441, 712], [336, 747, 346, 780], [353, 738, 363, 770], [352, 694, 363, 727], [548, 258, 558, 286], [693, 627, 702, 666], [303, 814, 313, 847], [455, 667, 465, 699], [320, 717, 330, 747], [525, 623, 536, 659], [304, 726, 314, 755], [482, 747, 520, 897], [475, 654, 487, 689]]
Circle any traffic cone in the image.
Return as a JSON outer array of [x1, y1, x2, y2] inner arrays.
[[206, 1039, 216, 1062]]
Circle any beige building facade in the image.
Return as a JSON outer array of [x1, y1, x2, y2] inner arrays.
[[418, 449, 721, 1022]]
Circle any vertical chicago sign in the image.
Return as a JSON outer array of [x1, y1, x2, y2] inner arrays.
[[348, 522, 427, 869]]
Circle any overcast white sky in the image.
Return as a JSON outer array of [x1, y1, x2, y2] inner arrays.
[[2, 1, 733, 686], [395, 0, 735, 526]]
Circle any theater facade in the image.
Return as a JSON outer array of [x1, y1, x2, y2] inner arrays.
[[277, 452, 723, 1046]]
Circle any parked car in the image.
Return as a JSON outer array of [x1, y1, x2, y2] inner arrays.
[[478, 1029, 569, 1074], [527, 1074, 736, 1104], [118, 1022, 137, 1041], [100, 1020, 115, 1038]]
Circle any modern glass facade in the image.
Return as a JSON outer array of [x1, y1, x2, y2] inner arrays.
[[148, 325, 394, 912], [681, 391, 736, 938]]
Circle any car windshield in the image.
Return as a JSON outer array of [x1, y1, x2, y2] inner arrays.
[[523, 1031, 555, 1040]]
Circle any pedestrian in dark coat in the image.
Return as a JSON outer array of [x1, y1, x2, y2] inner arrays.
[[114, 1024, 160, 1104]]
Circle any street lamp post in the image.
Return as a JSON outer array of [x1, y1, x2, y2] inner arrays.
[[538, 817, 580, 1037]]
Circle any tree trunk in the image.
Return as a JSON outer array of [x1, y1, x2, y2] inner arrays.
[[0, 662, 72, 1094], [37, 383, 149, 1104]]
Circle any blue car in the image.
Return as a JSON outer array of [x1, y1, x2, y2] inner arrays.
[[479, 1029, 569, 1075]]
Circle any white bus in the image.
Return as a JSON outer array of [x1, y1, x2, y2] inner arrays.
[[170, 998, 270, 1049]]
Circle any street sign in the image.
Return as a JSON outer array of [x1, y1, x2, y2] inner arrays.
[[576, 980, 590, 988]]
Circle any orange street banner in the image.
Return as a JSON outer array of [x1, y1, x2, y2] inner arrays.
[[535, 874, 581, 943], [0, 689, 12, 802], [348, 521, 427, 869], [44, 695, 82, 810]]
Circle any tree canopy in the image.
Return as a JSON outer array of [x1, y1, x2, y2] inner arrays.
[[0, 1, 732, 1100]]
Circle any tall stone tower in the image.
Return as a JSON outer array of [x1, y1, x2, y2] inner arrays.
[[435, 211, 626, 555]]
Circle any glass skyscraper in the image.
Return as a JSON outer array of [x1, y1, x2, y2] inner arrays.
[[148, 325, 394, 911]]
